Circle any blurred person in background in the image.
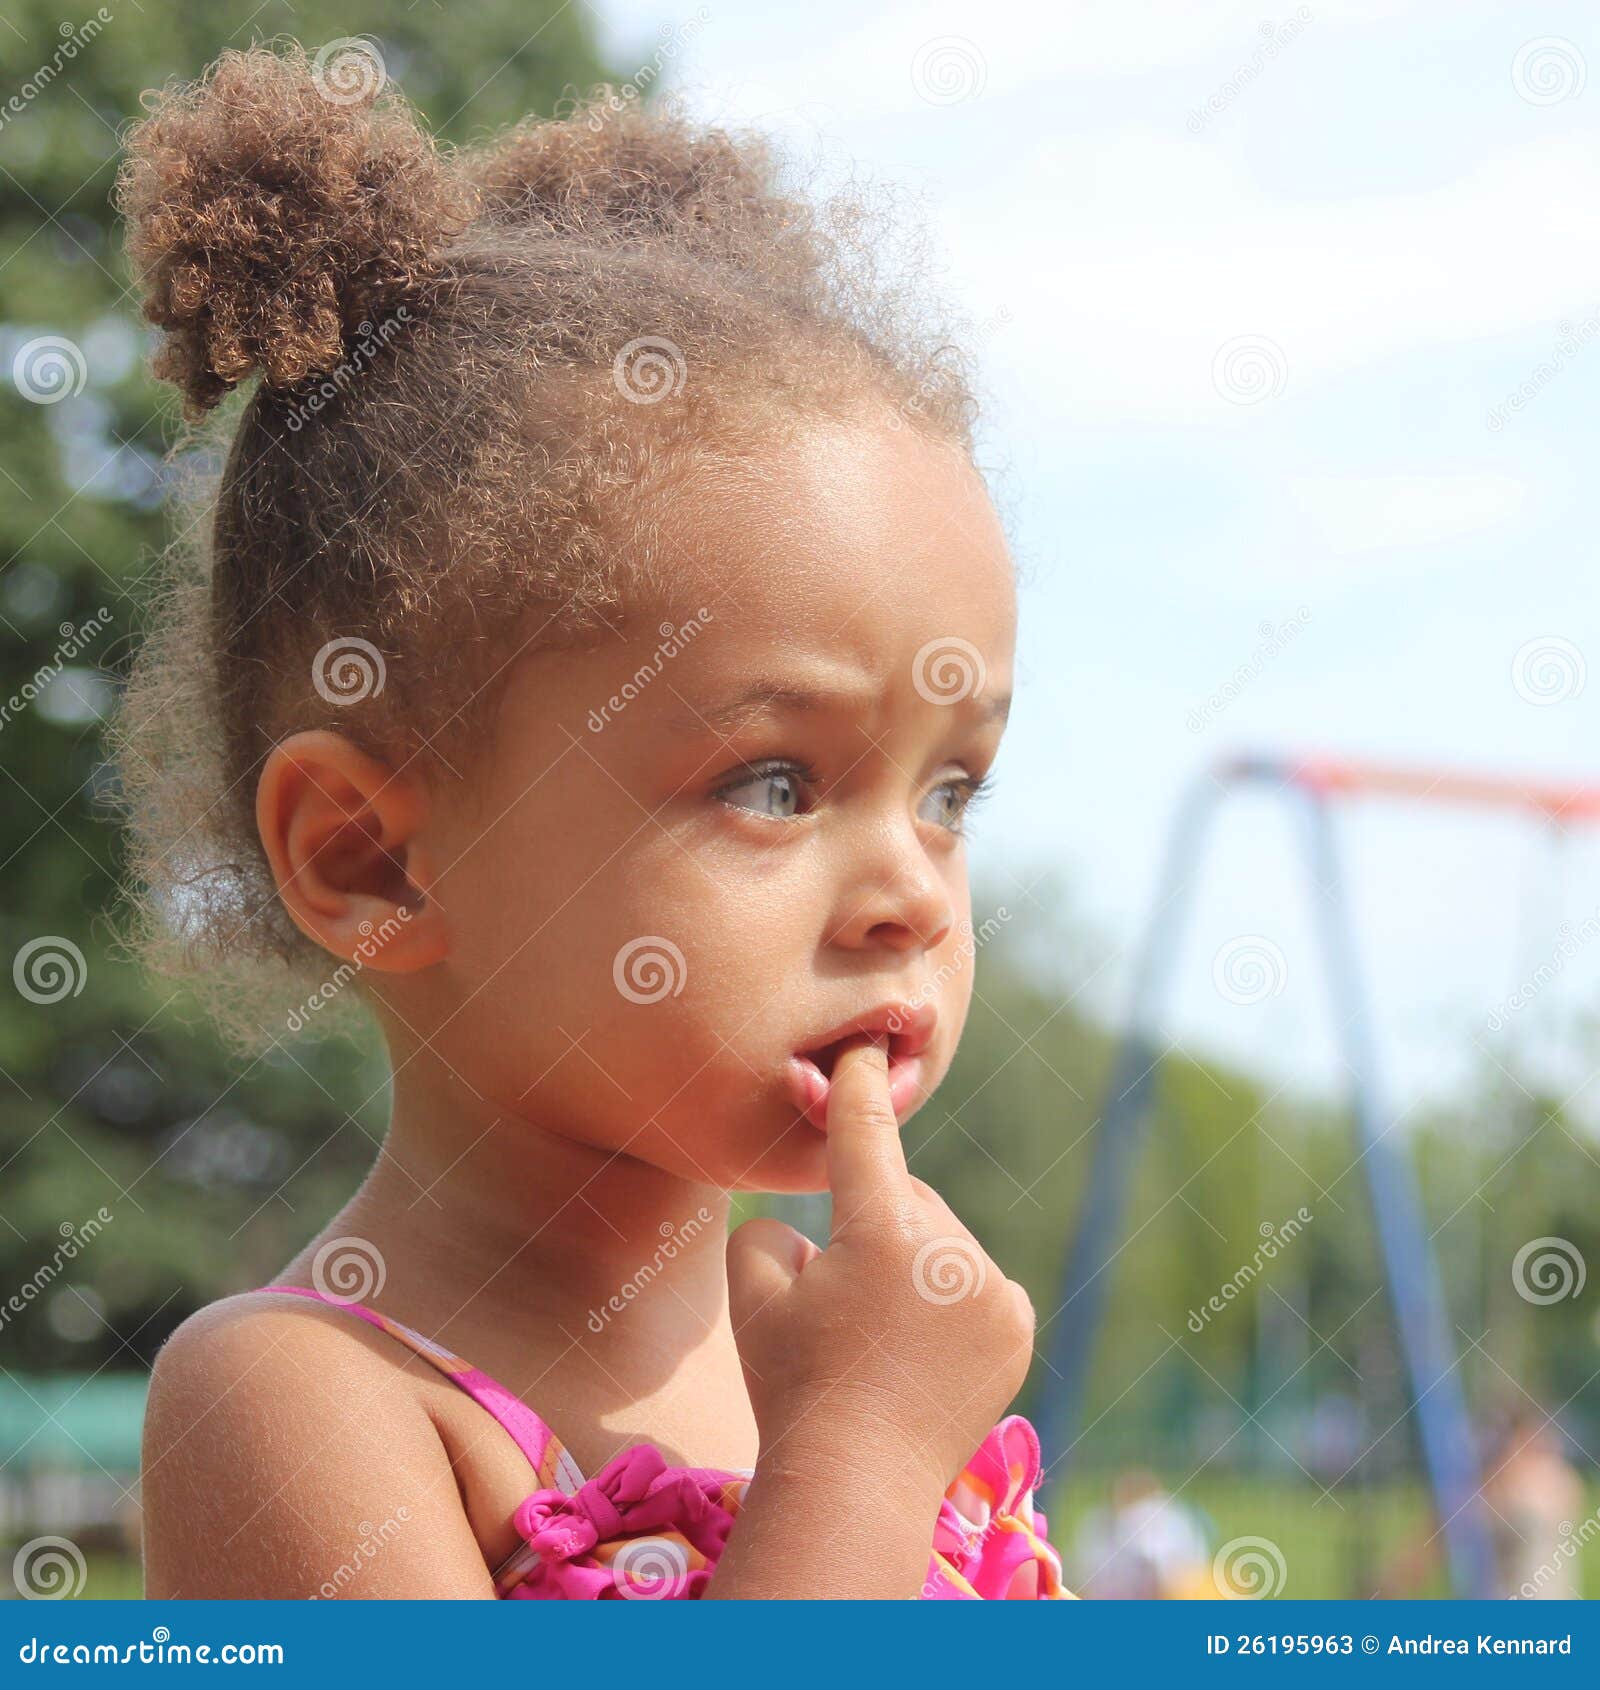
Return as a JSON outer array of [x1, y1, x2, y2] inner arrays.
[[1071, 1469, 1213, 1599], [1377, 1407, 1587, 1599]]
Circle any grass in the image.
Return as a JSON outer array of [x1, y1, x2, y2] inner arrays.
[[1045, 1474, 1600, 1600], [15, 1480, 1599, 1600]]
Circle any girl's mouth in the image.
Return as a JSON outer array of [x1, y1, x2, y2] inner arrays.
[[785, 1002, 936, 1133]]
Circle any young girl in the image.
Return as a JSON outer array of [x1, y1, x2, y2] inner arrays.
[[115, 42, 1070, 1601]]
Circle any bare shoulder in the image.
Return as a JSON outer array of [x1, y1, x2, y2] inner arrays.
[[140, 1290, 493, 1599]]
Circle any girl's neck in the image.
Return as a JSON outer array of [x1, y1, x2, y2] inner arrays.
[[319, 1045, 738, 1373]]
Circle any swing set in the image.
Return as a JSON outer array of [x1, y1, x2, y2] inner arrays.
[[1034, 751, 1600, 1599]]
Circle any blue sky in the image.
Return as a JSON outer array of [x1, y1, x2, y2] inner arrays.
[[589, 0, 1600, 1116]]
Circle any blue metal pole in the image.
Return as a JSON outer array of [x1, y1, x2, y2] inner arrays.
[[1034, 773, 1225, 1477], [1298, 789, 1496, 1598]]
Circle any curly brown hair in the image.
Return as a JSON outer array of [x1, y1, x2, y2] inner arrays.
[[108, 41, 982, 1050]]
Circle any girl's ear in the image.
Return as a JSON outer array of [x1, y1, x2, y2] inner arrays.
[[255, 729, 448, 974]]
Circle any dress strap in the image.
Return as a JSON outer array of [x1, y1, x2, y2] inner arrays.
[[253, 1285, 586, 1495]]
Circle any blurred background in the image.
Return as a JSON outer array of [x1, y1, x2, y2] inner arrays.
[[1, 0, 1596, 1600]]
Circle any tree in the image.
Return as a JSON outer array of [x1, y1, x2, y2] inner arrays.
[[0, 0, 615, 1372]]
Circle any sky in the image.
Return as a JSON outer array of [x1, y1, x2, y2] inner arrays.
[[587, 0, 1600, 1118]]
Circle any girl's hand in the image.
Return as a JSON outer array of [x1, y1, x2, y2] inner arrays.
[[726, 1034, 1035, 1500]]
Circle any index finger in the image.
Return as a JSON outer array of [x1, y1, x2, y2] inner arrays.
[[824, 1033, 913, 1220]]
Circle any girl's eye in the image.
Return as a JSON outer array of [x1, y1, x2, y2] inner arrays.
[[714, 763, 992, 829], [716, 762, 813, 819], [919, 774, 992, 833]]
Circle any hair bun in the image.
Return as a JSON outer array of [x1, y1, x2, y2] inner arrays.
[[117, 42, 476, 417], [465, 93, 781, 245]]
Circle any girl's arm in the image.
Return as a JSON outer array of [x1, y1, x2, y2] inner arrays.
[[704, 1436, 950, 1599], [139, 1297, 496, 1599], [712, 1042, 1039, 1600]]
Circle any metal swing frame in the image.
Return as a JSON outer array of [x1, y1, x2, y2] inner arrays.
[[1034, 752, 1600, 1600]]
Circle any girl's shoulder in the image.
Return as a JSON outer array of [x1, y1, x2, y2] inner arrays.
[[140, 1290, 496, 1598], [143, 1285, 518, 1475], [148, 1286, 450, 1418], [164, 1283, 416, 1344]]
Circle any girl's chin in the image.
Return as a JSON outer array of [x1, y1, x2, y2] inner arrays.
[[724, 1118, 834, 1196]]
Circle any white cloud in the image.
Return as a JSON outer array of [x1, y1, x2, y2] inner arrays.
[[954, 131, 1600, 424], [1283, 470, 1530, 555]]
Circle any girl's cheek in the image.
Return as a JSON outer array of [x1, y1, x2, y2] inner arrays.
[[936, 920, 980, 1033]]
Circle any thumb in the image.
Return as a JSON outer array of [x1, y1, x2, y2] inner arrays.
[[725, 1215, 819, 1330]]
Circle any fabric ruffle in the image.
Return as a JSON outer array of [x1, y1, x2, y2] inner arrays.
[[499, 1413, 1072, 1600], [501, 1442, 739, 1599], [924, 1414, 1072, 1599]]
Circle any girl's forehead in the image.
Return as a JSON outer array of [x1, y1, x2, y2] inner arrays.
[[661, 656, 1013, 746], [645, 418, 1017, 657], [652, 538, 1016, 742]]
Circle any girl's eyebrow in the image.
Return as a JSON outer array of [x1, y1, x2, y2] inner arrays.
[[978, 691, 1012, 725], [669, 681, 855, 737], [669, 679, 1011, 737]]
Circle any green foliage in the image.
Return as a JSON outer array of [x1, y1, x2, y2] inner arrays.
[[925, 893, 1600, 1478], [0, 0, 615, 1365]]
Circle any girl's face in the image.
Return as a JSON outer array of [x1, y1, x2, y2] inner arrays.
[[407, 415, 1016, 1192]]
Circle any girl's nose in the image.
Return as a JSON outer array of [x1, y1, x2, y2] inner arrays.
[[827, 821, 955, 954]]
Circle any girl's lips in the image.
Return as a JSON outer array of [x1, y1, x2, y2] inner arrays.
[[785, 1048, 926, 1133]]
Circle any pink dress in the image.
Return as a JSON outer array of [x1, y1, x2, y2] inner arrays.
[[256, 1284, 1073, 1600]]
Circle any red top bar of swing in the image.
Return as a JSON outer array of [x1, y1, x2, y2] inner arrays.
[[1217, 753, 1600, 823]]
